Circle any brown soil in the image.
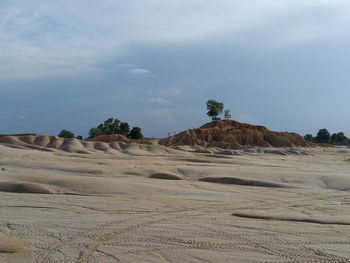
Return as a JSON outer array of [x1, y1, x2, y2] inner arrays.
[[159, 120, 310, 148]]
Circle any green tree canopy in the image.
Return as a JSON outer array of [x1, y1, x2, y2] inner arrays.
[[120, 122, 130, 136], [88, 127, 104, 138], [206, 100, 224, 120], [316, 128, 331, 144], [98, 118, 121, 135], [304, 134, 314, 142], [58, 129, 75, 138], [331, 132, 348, 145], [128, 127, 143, 139], [88, 117, 143, 139]]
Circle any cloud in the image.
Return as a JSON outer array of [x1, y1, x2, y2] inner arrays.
[[149, 97, 169, 104], [128, 68, 151, 75], [1, 0, 350, 80]]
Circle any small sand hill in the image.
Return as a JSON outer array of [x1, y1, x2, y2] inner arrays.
[[0, 135, 181, 155], [0, 133, 38, 139], [159, 120, 310, 148], [0, 234, 28, 253]]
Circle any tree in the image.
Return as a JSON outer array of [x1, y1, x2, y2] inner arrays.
[[88, 117, 143, 139], [224, 109, 231, 120], [316, 128, 331, 144], [88, 127, 104, 138], [331, 132, 348, 145], [206, 100, 224, 120], [120, 122, 130, 136], [304, 134, 314, 142], [331, 133, 337, 144], [58, 129, 75, 138], [76, 135, 83, 140], [98, 118, 121, 135], [128, 127, 143, 139]]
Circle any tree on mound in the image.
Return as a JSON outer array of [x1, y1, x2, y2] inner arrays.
[[128, 127, 143, 139], [88, 118, 143, 139], [58, 129, 75, 138], [224, 109, 231, 120], [206, 100, 224, 121]]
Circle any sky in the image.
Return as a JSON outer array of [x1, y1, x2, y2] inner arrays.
[[1, 0, 350, 138]]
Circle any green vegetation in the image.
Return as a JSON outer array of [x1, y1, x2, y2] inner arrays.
[[304, 128, 349, 145], [58, 129, 75, 138], [88, 118, 143, 139], [331, 132, 348, 145], [128, 127, 143, 139], [316, 128, 331, 143], [224, 109, 231, 120], [206, 100, 224, 120], [57, 118, 143, 140]]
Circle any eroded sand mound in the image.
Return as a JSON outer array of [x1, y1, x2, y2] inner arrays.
[[149, 172, 184, 180], [0, 182, 57, 194], [0, 234, 28, 253], [160, 120, 310, 148], [0, 133, 38, 139], [0, 135, 181, 155], [199, 177, 290, 188]]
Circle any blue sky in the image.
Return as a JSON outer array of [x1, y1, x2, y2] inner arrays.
[[1, 0, 350, 138]]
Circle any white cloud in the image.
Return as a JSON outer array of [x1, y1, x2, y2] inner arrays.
[[148, 97, 169, 104], [128, 68, 151, 75], [1, 0, 350, 80]]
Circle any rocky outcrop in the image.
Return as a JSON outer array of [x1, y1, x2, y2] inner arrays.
[[159, 120, 310, 148]]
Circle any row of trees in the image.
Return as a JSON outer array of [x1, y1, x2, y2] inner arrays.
[[58, 118, 143, 140], [206, 99, 231, 121], [304, 129, 349, 145]]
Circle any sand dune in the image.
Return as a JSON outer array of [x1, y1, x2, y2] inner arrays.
[[0, 234, 28, 253], [0, 182, 57, 194]]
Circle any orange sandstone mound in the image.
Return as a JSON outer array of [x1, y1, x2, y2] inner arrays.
[[159, 120, 310, 148]]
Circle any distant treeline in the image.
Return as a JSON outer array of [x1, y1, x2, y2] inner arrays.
[[58, 117, 143, 140], [304, 129, 350, 145]]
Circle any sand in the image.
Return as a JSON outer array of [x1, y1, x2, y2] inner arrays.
[[0, 136, 350, 262]]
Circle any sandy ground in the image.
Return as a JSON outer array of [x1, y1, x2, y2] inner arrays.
[[0, 138, 350, 262]]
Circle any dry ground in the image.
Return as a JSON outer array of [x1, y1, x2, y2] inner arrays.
[[0, 138, 350, 262]]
